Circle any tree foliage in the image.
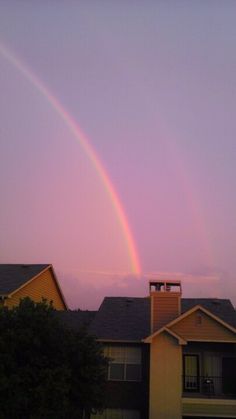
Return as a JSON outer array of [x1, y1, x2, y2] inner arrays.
[[0, 298, 107, 419]]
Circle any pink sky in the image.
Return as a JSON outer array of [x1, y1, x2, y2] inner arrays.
[[0, 2, 236, 308]]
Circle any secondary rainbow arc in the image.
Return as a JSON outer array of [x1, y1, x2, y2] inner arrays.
[[0, 42, 141, 276]]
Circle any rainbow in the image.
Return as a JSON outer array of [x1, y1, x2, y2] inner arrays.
[[0, 42, 141, 276]]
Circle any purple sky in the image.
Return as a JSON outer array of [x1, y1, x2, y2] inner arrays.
[[1, 1, 236, 309]]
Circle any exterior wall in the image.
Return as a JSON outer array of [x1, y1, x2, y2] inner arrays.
[[5, 268, 66, 310], [149, 332, 182, 419], [182, 397, 236, 417], [104, 344, 149, 419], [171, 310, 236, 342], [151, 292, 181, 332]]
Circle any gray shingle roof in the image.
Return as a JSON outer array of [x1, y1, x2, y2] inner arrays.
[[0, 264, 50, 295], [181, 298, 236, 328], [88, 297, 150, 341], [87, 296, 236, 341], [56, 310, 96, 332]]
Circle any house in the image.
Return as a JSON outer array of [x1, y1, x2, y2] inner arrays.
[[72, 280, 236, 419], [0, 264, 67, 310], [2, 264, 235, 418]]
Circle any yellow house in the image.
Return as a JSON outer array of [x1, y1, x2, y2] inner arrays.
[[0, 264, 67, 310], [144, 280, 236, 419], [87, 280, 236, 419]]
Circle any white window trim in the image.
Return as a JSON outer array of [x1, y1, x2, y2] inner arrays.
[[104, 345, 142, 382]]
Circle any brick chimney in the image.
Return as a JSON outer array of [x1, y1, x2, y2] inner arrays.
[[149, 280, 182, 333]]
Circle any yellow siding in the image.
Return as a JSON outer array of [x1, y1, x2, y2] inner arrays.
[[182, 397, 236, 417], [6, 268, 66, 310], [149, 332, 182, 419], [151, 292, 181, 332], [171, 310, 236, 342]]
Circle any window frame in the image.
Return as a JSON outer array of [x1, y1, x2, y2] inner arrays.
[[105, 345, 142, 382], [183, 353, 200, 392]]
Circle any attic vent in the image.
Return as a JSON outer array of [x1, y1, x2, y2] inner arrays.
[[196, 314, 202, 326], [126, 298, 134, 303]]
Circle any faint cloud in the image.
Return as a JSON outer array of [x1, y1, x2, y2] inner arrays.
[[58, 268, 236, 310]]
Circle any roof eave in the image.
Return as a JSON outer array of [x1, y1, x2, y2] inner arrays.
[[168, 304, 236, 334], [7, 265, 68, 310], [97, 338, 143, 344], [143, 326, 187, 345]]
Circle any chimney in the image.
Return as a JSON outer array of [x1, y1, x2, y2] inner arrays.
[[149, 280, 182, 333]]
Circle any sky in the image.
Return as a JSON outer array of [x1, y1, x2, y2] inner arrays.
[[0, 1, 236, 309]]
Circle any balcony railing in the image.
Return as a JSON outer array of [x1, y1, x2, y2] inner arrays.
[[183, 375, 236, 398]]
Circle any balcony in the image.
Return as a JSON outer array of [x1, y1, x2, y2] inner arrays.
[[182, 375, 236, 417], [183, 375, 236, 398]]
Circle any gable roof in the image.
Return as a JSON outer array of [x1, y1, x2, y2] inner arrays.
[[144, 304, 236, 343], [170, 304, 236, 333], [0, 264, 50, 295], [181, 298, 236, 328], [144, 326, 187, 345], [87, 296, 236, 341]]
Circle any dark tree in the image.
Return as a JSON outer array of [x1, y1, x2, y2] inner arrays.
[[0, 298, 107, 419]]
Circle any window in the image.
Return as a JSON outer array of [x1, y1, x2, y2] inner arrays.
[[91, 409, 140, 419], [104, 346, 141, 382], [183, 354, 199, 391]]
